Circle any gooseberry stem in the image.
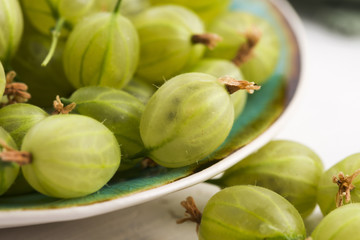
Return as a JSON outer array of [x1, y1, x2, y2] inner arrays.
[[191, 33, 222, 50], [53, 95, 76, 115], [232, 27, 262, 67], [2, 71, 31, 107], [0, 139, 31, 166], [113, 0, 123, 14], [177, 196, 202, 233], [41, 18, 66, 67], [218, 76, 261, 94], [332, 169, 360, 208]]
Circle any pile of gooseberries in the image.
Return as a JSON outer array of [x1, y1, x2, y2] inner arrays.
[[3, 0, 356, 239], [177, 141, 360, 239], [0, 0, 268, 199]]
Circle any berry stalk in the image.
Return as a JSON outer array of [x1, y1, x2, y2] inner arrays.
[[2, 71, 31, 106], [191, 33, 222, 49], [177, 196, 202, 233], [333, 169, 360, 207], [41, 18, 66, 67], [0, 139, 31, 165], [232, 28, 262, 67], [113, 0, 123, 14], [218, 76, 261, 94]]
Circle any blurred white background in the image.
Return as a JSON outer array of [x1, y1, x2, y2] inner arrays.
[[1, 1, 360, 239]]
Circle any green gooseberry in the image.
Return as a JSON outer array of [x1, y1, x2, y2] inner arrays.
[[179, 186, 306, 240], [0, 127, 19, 196], [123, 77, 156, 104], [132, 5, 222, 84], [0, 61, 5, 96], [20, 0, 95, 66], [210, 140, 324, 218], [0, 103, 48, 147], [185, 58, 248, 119], [66, 86, 145, 170], [140, 72, 259, 168], [149, 0, 231, 23], [0, 0, 24, 65], [94, 0, 150, 18], [11, 24, 75, 107], [20, 114, 120, 198], [63, 1, 140, 89], [206, 11, 280, 85], [311, 203, 360, 240], [317, 153, 360, 216]]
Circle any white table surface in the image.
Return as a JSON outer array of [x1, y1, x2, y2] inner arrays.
[[2, 6, 360, 240]]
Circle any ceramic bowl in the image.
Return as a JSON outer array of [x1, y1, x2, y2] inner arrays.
[[0, 0, 306, 228]]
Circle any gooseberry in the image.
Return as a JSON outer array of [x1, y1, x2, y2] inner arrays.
[[132, 5, 222, 84], [19, 114, 121, 198], [206, 11, 280, 85], [178, 185, 306, 240], [140, 72, 259, 168], [210, 140, 324, 218], [317, 153, 360, 216], [186, 58, 247, 119], [311, 203, 360, 240], [63, 0, 140, 89], [0, 0, 23, 65], [67, 86, 145, 170]]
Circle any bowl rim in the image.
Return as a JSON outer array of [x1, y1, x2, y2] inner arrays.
[[0, 0, 307, 229]]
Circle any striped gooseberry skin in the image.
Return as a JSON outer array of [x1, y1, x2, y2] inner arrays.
[[199, 186, 306, 240], [311, 203, 360, 240], [317, 153, 360, 216], [132, 5, 207, 83], [213, 140, 323, 218], [140, 72, 234, 168], [149, 0, 230, 23], [0, 127, 19, 196], [68, 86, 145, 170], [63, 11, 140, 89], [0, 62, 5, 96], [186, 58, 247, 119], [0, 103, 48, 147], [0, 0, 23, 64], [123, 77, 156, 104], [21, 114, 121, 198], [206, 11, 280, 85]]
